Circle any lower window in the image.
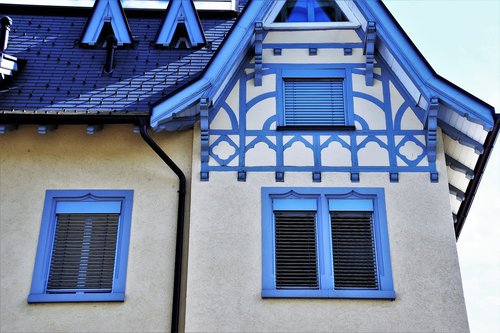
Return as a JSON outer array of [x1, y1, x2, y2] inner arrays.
[[28, 190, 133, 303], [262, 187, 395, 299]]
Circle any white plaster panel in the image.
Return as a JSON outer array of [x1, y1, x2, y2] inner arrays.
[[211, 107, 233, 130], [357, 141, 389, 166], [373, 67, 382, 75], [246, 97, 277, 130], [400, 107, 424, 130], [225, 79, 240, 123], [354, 97, 386, 130], [263, 48, 365, 64], [352, 73, 384, 102], [186, 128, 469, 332], [246, 74, 276, 103], [246, 141, 276, 167], [321, 141, 352, 166], [263, 30, 362, 44], [389, 80, 405, 122], [0, 125, 193, 333], [284, 140, 314, 166], [399, 140, 424, 163]]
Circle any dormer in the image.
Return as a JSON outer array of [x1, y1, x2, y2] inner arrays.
[[156, 0, 206, 49], [80, 0, 132, 47], [0, 16, 19, 83]]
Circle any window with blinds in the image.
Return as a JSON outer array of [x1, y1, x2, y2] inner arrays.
[[283, 78, 346, 127], [28, 190, 133, 303], [47, 213, 119, 293]]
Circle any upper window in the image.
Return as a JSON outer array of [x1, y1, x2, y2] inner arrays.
[[275, 0, 348, 23], [277, 69, 354, 130], [262, 187, 395, 299], [28, 190, 133, 303]]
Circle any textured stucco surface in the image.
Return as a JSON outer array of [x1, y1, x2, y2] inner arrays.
[[0, 125, 192, 333], [185, 127, 469, 332]]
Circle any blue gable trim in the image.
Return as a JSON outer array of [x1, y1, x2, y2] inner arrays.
[[156, 0, 206, 48], [151, 1, 274, 130], [354, 0, 495, 130], [81, 0, 133, 46]]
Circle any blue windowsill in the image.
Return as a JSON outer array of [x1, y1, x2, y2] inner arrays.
[[276, 125, 356, 131], [262, 289, 396, 300], [28, 292, 125, 303]]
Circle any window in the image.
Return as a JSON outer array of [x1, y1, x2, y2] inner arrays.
[[28, 190, 133, 303], [262, 187, 395, 299], [274, 0, 348, 23], [277, 69, 354, 130]]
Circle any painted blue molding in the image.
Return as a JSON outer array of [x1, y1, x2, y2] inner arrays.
[[28, 190, 133, 303], [344, 47, 352, 56], [254, 21, 263, 86], [80, 0, 132, 46], [425, 97, 439, 163], [37, 125, 57, 135], [309, 48, 318, 56], [238, 170, 247, 182], [445, 154, 474, 180], [351, 172, 360, 182], [86, 124, 103, 135], [275, 171, 285, 182], [438, 120, 484, 154], [312, 172, 321, 183], [363, 21, 376, 86], [430, 172, 439, 183], [389, 173, 399, 183], [0, 124, 18, 134], [449, 184, 465, 202], [155, 0, 206, 48], [200, 171, 209, 181], [273, 48, 282, 56], [200, 98, 210, 181]]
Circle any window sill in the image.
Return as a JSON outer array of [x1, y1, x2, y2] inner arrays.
[[262, 289, 396, 300], [27, 292, 125, 303], [264, 22, 361, 31], [276, 125, 356, 131]]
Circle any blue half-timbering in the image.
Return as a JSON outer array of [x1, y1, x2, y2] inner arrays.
[[202, 32, 436, 181]]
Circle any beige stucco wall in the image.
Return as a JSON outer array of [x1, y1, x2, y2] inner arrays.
[[185, 126, 469, 332], [0, 125, 192, 333]]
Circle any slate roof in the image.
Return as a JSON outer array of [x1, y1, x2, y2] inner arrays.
[[0, 4, 244, 117]]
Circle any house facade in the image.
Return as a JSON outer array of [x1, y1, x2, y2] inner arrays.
[[1, 1, 498, 332]]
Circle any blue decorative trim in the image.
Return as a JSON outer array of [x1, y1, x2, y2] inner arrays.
[[312, 172, 321, 183], [350, 172, 360, 182], [449, 184, 465, 202], [262, 43, 364, 50], [344, 48, 352, 56], [0, 124, 18, 134], [389, 173, 399, 182], [28, 190, 133, 303], [275, 171, 284, 182], [430, 172, 439, 183], [200, 171, 209, 181], [237, 170, 247, 182], [86, 124, 103, 135], [200, 98, 210, 180], [438, 120, 484, 154], [155, 0, 206, 48], [273, 48, 282, 56], [81, 0, 133, 46], [262, 187, 395, 299], [363, 21, 376, 86], [426, 97, 439, 163], [38, 125, 57, 135], [309, 48, 317, 56], [254, 22, 263, 86], [445, 154, 474, 180]]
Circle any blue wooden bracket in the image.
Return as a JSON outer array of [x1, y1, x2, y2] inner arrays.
[[312, 172, 321, 183], [350, 172, 360, 182], [275, 171, 284, 182], [0, 124, 18, 134], [430, 172, 439, 183], [254, 21, 263, 87], [445, 154, 474, 180], [449, 184, 465, 202], [238, 170, 247, 182], [389, 173, 399, 183], [38, 125, 57, 135], [200, 98, 210, 181], [426, 96, 439, 163], [363, 21, 376, 86], [86, 124, 103, 135], [273, 48, 282, 56], [309, 48, 317, 56]]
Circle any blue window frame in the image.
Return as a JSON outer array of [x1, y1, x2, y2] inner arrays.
[[28, 190, 133, 303], [262, 187, 395, 299], [277, 69, 355, 130], [274, 0, 348, 23]]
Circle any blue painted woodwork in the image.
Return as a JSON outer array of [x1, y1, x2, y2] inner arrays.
[[350, 172, 360, 182], [254, 22, 263, 86], [449, 184, 465, 202], [237, 170, 247, 182], [273, 48, 282, 56], [274, 0, 343, 23], [309, 48, 317, 56], [343, 47, 352, 56], [430, 172, 439, 183], [445, 154, 474, 180], [438, 120, 484, 154], [81, 0, 132, 46], [312, 172, 321, 182], [275, 171, 285, 182], [0, 124, 18, 134], [262, 187, 395, 299], [156, 0, 205, 48], [363, 21, 376, 86], [37, 125, 57, 135], [426, 97, 439, 163], [389, 172, 399, 183], [28, 190, 133, 303], [200, 98, 210, 181]]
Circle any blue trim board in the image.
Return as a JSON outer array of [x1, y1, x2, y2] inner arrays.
[[445, 154, 474, 180], [262, 187, 395, 299], [438, 120, 484, 154], [28, 190, 133, 303]]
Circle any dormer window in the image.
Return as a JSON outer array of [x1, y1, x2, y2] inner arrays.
[[274, 0, 348, 23]]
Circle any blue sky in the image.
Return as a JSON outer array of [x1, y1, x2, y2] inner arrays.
[[384, 1, 500, 332]]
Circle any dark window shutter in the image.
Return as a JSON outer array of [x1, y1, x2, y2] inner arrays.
[[331, 211, 378, 289], [47, 213, 119, 293], [274, 211, 319, 289], [284, 78, 345, 126]]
